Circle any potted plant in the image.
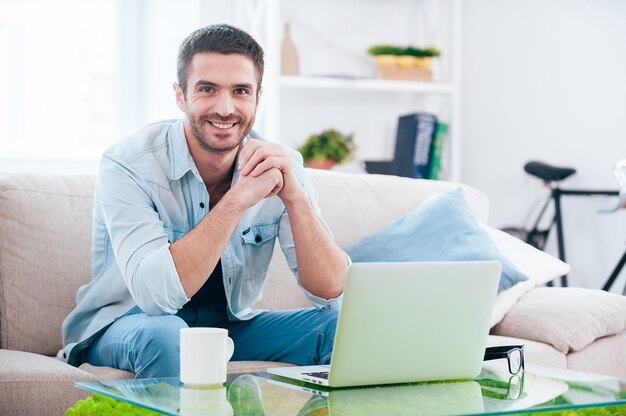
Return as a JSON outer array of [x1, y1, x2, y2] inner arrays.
[[368, 45, 440, 67], [367, 45, 404, 69], [367, 44, 441, 80], [404, 46, 440, 69], [298, 128, 356, 170]]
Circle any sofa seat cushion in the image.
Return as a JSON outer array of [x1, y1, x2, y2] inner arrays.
[[0, 349, 96, 416], [78, 363, 135, 380], [487, 335, 567, 369], [492, 287, 626, 353], [566, 334, 626, 378]]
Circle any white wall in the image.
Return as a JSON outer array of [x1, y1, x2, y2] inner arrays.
[[461, 0, 626, 290]]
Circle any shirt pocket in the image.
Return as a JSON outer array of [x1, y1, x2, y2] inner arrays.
[[240, 221, 279, 246], [239, 221, 280, 284]]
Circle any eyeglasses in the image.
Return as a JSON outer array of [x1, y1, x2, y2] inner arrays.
[[478, 373, 525, 400], [484, 345, 525, 375]]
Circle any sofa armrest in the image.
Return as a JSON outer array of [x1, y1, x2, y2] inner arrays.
[[491, 287, 626, 354]]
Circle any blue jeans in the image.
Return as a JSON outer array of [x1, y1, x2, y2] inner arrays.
[[83, 305, 338, 379]]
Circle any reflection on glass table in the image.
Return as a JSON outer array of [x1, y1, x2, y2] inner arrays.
[[284, 378, 484, 416], [74, 363, 626, 416]]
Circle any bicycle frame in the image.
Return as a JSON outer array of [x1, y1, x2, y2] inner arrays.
[[530, 186, 618, 287]]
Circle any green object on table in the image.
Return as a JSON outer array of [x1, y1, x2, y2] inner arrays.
[[510, 406, 626, 415], [65, 394, 161, 416]]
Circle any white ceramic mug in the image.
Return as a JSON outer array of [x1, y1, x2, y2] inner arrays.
[[180, 328, 234, 387], [179, 385, 233, 416]]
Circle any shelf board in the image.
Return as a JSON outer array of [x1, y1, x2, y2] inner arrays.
[[279, 75, 454, 94]]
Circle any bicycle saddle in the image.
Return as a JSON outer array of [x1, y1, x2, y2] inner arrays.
[[524, 161, 576, 182]]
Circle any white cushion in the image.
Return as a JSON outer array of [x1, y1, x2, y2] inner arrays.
[[483, 225, 570, 287], [483, 224, 571, 327]]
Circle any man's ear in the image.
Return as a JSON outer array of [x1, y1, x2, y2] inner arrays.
[[256, 86, 263, 105], [173, 83, 187, 113]]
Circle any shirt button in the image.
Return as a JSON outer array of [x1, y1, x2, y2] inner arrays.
[[199, 202, 205, 209], [255, 235, 262, 243]]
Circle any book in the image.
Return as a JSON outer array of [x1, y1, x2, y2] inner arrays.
[[364, 160, 395, 175], [392, 113, 438, 178], [427, 122, 448, 180], [412, 113, 437, 178]]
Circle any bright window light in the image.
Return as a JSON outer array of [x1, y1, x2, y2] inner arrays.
[[0, 0, 117, 160]]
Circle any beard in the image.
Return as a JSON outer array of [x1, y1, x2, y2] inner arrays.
[[188, 112, 255, 154]]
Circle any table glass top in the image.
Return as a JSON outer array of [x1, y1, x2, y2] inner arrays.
[[75, 363, 626, 416]]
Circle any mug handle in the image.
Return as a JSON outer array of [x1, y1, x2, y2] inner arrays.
[[225, 337, 234, 362]]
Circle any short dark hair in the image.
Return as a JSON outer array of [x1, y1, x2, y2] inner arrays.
[[177, 24, 264, 95]]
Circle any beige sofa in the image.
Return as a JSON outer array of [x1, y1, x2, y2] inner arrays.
[[1, 170, 625, 415]]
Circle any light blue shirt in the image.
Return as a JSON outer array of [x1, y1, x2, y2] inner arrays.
[[60, 118, 341, 365]]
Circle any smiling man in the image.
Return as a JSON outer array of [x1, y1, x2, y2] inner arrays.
[[59, 24, 349, 378]]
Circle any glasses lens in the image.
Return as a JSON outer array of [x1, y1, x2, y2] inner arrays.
[[509, 349, 523, 374], [508, 375, 521, 400]]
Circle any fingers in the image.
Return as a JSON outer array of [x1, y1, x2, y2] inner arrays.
[[263, 168, 284, 198], [239, 140, 288, 177], [232, 167, 283, 207], [241, 165, 283, 191], [266, 181, 284, 198], [249, 157, 286, 177]]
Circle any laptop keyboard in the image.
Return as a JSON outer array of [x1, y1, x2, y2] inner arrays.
[[303, 371, 329, 380]]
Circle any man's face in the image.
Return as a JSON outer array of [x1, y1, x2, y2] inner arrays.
[[175, 52, 261, 154]]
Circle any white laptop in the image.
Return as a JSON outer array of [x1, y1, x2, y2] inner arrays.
[[267, 261, 501, 388]]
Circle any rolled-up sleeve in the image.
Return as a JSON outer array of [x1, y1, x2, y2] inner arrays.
[[97, 156, 189, 315]]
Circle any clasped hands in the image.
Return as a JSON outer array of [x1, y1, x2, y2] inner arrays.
[[233, 139, 305, 208]]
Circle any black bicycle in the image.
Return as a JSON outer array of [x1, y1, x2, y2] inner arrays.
[[501, 160, 626, 292]]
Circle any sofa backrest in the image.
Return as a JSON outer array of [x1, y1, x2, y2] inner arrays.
[[0, 173, 96, 356], [0, 170, 489, 356]]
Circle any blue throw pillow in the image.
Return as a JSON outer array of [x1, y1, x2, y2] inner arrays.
[[344, 188, 528, 292]]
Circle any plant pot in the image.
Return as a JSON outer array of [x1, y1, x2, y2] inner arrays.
[[380, 67, 432, 81], [306, 159, 335, 170], [374, 55, 397, 69], [396, 55, 418, 69], [414, 57, 433, 69]]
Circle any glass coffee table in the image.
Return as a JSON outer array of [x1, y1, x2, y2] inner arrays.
[[74, 362, 626, 415]]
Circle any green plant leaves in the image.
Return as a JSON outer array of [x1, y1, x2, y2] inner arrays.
[[367, 44, 440, 57], [298, 128, 356, 164]]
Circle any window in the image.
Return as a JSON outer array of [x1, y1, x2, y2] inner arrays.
[[0, 0, 117, 160]]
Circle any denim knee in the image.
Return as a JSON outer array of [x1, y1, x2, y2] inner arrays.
[[316, 308, 339, 365], [132, 315, 187, 378]]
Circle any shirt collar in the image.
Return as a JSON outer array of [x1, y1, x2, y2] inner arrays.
[[230, 136, 248, 187], [168, 118, 198, 181]]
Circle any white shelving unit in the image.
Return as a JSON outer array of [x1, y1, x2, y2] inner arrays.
[[279, 76, 455, 94], [244, 0, 462, 181]]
